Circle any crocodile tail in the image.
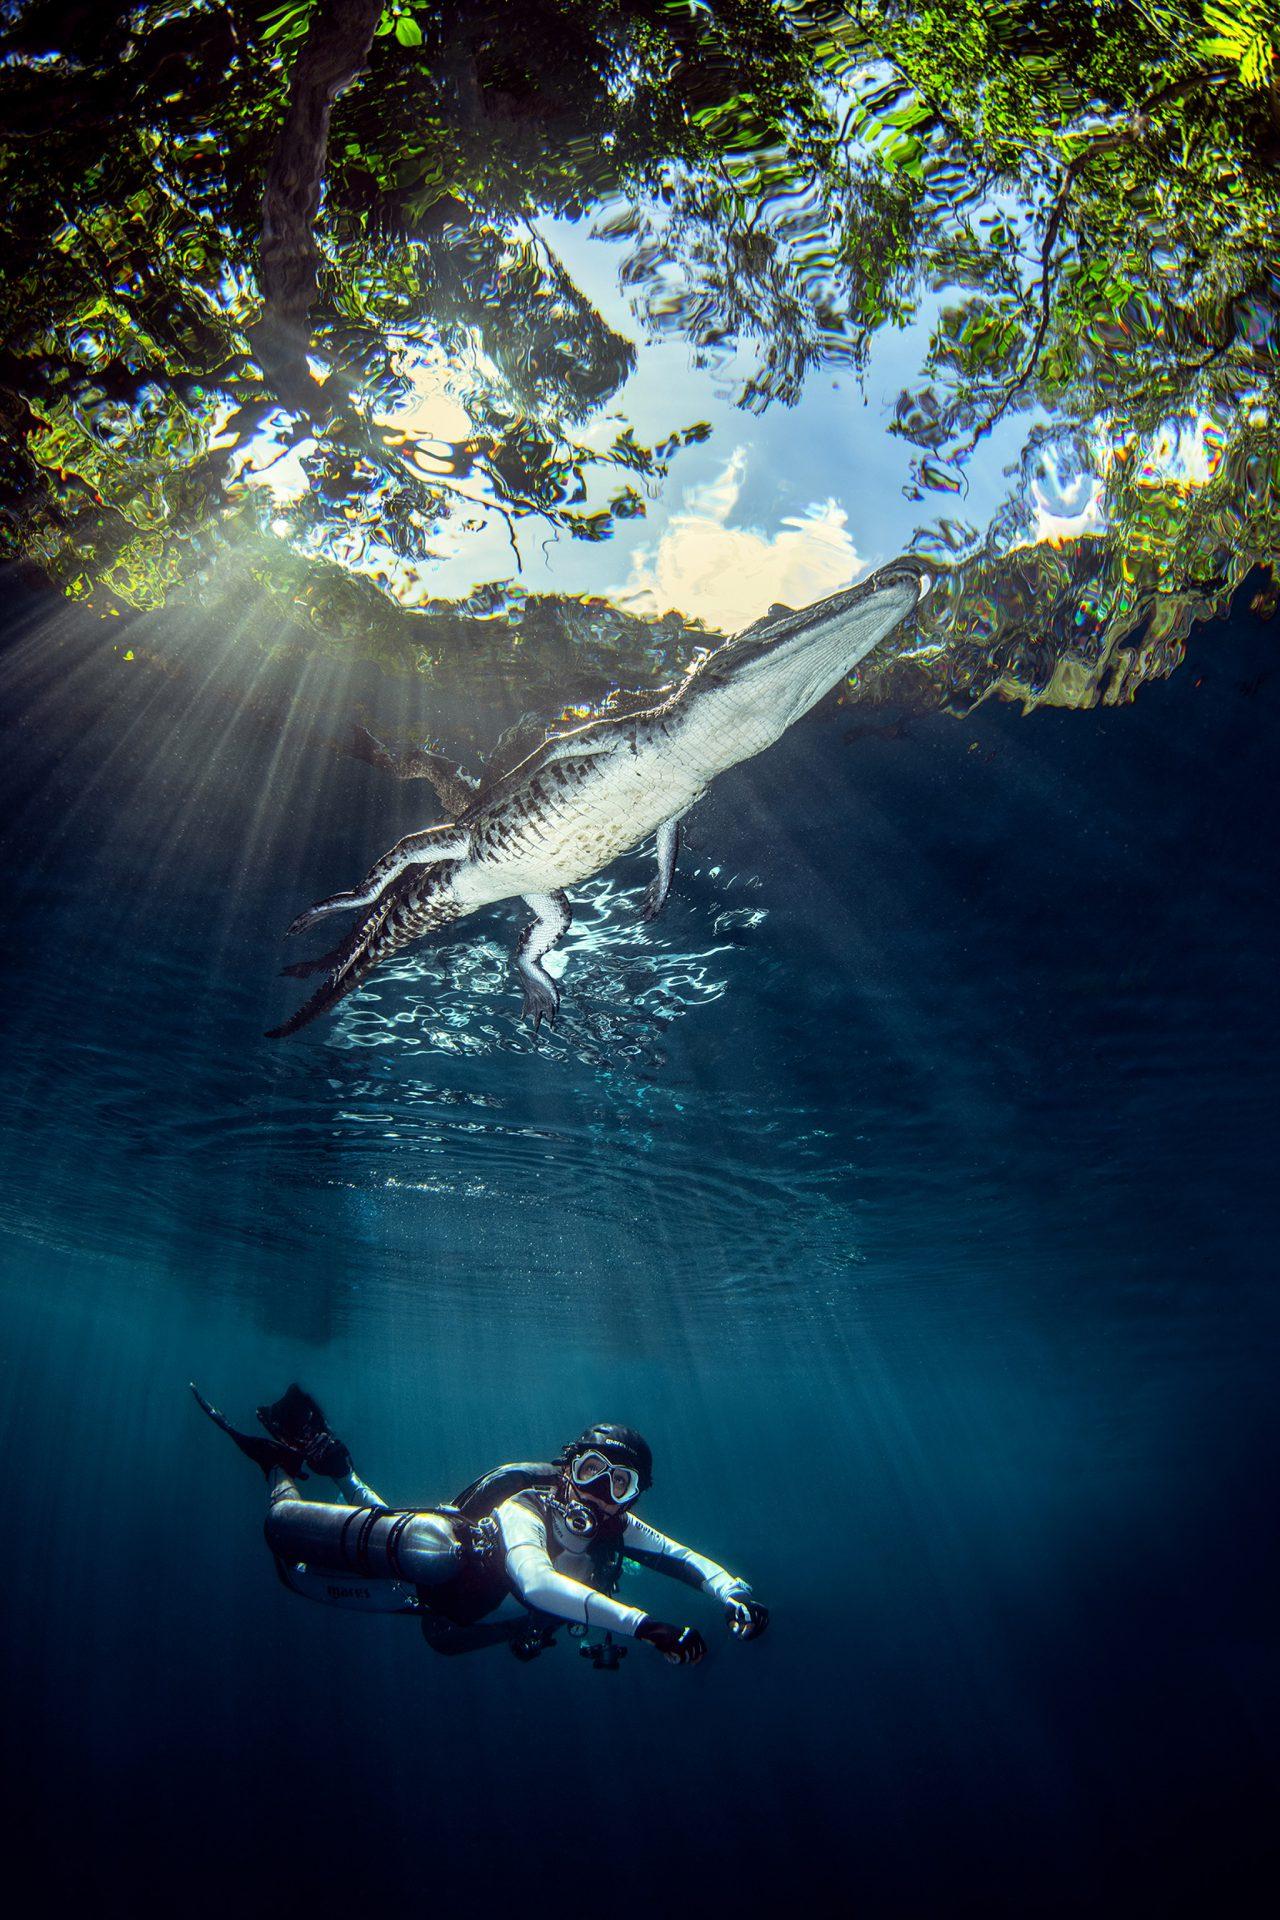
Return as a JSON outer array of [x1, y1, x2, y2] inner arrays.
[[265, 918, 388, 1038], [266, 872, 460, 1039]]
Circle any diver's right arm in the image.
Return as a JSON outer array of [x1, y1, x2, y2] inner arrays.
[[493, 1498, 705, 1662], [495, 1497, 648, 1635]]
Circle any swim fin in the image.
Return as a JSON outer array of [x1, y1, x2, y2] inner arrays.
[[190, 1382, 309, 1478], [256, 1383, 353, 1479]]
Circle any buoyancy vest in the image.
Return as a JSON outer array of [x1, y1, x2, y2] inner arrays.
[[449, 1460, 560, 1519], [509, 1486, 628, 1599], [434, 1466, 629, 1624]]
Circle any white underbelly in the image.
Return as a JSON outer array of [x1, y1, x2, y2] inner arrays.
[[455, 747, 702, 906]]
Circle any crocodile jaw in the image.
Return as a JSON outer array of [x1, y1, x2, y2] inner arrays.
[[676, 560, 930, 776]]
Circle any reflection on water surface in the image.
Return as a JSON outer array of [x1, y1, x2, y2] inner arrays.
[[0, 0, 1275, 722]]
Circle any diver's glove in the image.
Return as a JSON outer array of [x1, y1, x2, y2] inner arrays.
[[724, 1595, 770, 1641], [635, 1618, 707, 1666]]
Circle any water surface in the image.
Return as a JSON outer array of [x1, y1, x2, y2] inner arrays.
[[2, 5, 1278, 1911]]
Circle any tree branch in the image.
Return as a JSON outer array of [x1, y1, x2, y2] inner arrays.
[[236, 2, 530, 569], [252, 0, 383, 413], [953, 68, 1233, 457]]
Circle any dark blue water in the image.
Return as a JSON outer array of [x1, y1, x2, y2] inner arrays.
[[2, 579, 1278, 1915]]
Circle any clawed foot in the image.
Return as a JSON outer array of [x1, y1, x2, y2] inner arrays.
[[520, 975, 560, 1034]]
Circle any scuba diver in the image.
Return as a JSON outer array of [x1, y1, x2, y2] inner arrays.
[[192, 1383, 769, 1668]]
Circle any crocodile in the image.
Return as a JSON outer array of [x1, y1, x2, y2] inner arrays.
[[267, 557, 931, 1038]]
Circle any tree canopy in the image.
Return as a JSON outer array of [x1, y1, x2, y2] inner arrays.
[[0, 0, 1275, 722]]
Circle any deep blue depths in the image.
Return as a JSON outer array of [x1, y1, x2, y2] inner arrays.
[[1, 580, 1278, 1917]]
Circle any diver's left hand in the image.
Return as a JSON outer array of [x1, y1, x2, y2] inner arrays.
[[725, 1596, 770, 1641]]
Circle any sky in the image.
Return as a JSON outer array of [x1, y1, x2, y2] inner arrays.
[[243, 205, 1040, 634]]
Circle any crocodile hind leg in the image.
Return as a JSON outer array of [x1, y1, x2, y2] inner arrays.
[[285, 826, 469, 938], [515, 890, 571, 1033], [280, 937, 347, 980], [641, 816, 683, 922]]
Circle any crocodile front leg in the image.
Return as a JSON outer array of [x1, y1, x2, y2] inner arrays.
[[351, 726, 480, 816], [515, 890, 572, 1032], [641, 817, 683, 922], [286, 827, 469, 937]]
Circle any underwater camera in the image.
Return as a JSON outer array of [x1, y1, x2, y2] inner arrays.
[[572, 1627, 627, 1671]]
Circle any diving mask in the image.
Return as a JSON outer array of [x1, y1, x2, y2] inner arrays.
[[569, 1448, 642, 1505]]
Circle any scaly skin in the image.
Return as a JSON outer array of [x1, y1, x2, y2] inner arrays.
[[268, 559, 930, 1037]]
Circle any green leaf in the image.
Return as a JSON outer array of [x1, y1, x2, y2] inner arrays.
[[260, 2, 314, 40], [1199, 0, 1277, 86], [395, 16, 423, 46]]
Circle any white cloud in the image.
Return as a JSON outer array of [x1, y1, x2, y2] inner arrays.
[[619, 448, 865, 632], [1027, 474, 1107, 546], [1134, 414, 1226, 491]]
